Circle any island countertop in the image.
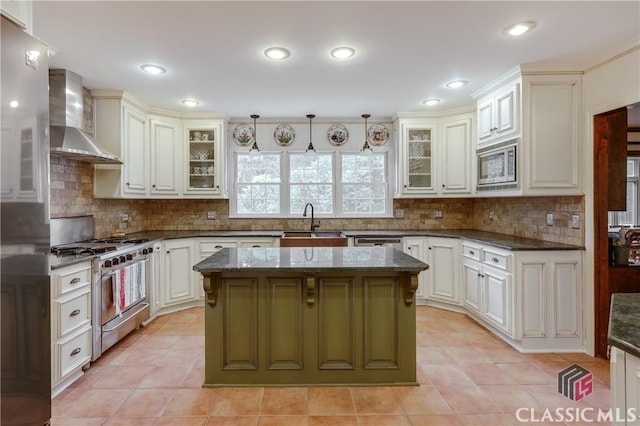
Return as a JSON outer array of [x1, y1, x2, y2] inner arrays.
[[193, 246, 429, 274], [608, 293, 640, 358]]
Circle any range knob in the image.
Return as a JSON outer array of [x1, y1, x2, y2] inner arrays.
[[148, 247, 154, 253], [126, 254, 134, 261], [104, 260, 112, 267], [119, 255, 126, 263], [112, 258, 119, 265]]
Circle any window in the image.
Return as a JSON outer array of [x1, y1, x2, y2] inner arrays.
[[289, 153, 333, 214], [341, 153, 387, 214], [609, 158, 640, 226], [233, 150, 390, 218], [236, 153, 281, 215]]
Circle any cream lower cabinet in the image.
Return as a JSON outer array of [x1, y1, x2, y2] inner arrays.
[[50, 260, 92, 397], [611, 346, 640, 426], [197, 238, 239, 299], [462, 242, 513, 337], [515, 250, 582, 351], [162, 239, 198, 307], [403, 236, 459, 304]]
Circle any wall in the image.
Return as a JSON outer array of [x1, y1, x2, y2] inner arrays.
[[50, 156, 584, 245]]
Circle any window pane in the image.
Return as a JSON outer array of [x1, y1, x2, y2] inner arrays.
[[236, 154, 281, 214], [289, 153, 334, 214], [341, 153, 387, 214]]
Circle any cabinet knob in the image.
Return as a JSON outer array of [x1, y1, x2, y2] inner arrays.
[[428, 247, 432, 250], [490, 127, 498, 131], [166, 251, 170, 254], [403, 185, 407, 188], [152, 184, 156, 188], [469, 250, 475, 255], [492, 257, 499, 263], [442, 184, 445, 188], [70, 309, 81, 317], [126, 182, 130, 186]]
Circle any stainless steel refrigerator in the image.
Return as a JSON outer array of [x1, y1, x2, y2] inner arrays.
[[1, 15, 52, 426]]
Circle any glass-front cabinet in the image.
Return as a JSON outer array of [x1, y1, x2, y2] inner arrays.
[[398, 121, 436, 195], [184, 121, 225, 196]]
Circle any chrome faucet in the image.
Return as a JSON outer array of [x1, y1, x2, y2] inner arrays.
[[302, 203, 320, 231]]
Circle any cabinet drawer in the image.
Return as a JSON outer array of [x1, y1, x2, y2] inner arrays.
[[56, 326, 91, 380], [55, 289, 91, 338], [482, 249, 511, 271], [55, 264, 91, 297], [462, 244, 481, 261], [200, 240, 237, 253]]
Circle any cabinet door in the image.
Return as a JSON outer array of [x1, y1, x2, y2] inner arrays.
[[184, 121, 224, 196], [122, 105, 148, 195], [441, 117, 472, 193], [425, 238, 460, 304], [493, 83, 519, 140], [149, 118, 181, 196], [477, 98, 495, 144], [403, 238, 427, 298], [401, 125, 436, 194], [482, 266, 512, 335], [462, 258, 482, 314], [627, 352, 640, 426], [163, 239, 195, 306]]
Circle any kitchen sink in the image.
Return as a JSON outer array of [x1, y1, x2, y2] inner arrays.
[[280, 231, 348, 247]]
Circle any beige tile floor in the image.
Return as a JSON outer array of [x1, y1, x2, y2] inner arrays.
[[52, 306, 612, 425]]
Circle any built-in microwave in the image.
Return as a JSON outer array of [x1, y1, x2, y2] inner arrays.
[[477, 143, 517, 187]]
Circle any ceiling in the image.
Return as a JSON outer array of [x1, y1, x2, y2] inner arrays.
[[32, 1, 639, 119]]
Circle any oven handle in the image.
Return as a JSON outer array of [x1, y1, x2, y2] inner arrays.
[[101, 257, 149, 275]]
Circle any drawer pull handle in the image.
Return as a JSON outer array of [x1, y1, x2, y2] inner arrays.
[[70, 309, 81, 317], [469, 250, 475, 255], [492, 257, 499, 263], [70, 278, 81, 284], [252, 245, 260, 248], [70, 347, 81, 356], [214, 245, 223, 249]]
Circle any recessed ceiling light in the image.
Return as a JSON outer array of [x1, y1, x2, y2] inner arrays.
[[264, 47, 290, 60], [504, 21, 536, 36], [422, 98, 441, 106], [330, 46, 356, 60], [140, 64, 167, 75], [445, 80, 468, 89], [9, 100, 18, 108], [181, 99, 200, 107]]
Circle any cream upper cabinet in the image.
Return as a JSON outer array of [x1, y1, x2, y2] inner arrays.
[[121, 104, 148, 196], [521, 74, 581, 195], [149, 116, 181, 196], [441, 116, 473, 194], [1, 0, 32, 33], [472, 67, 582, 196], [398, 121, 437, 195], [396, 113, 474, 198], [93, 91, 227, 199], [183, 120, 226, 197], [476, 82, 519, 147]]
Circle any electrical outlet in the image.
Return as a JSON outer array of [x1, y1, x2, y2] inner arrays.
[[120, 212, 129, 223], [572, 214, 580, 229], [395, 209, 405, 219], [434, 209, 443, 219], [489, 210, 495, 221], [206, 211, 216, 220], [546, 213, 554, 226]]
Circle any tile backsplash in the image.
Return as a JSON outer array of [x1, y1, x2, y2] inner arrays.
[[50, 157, 584, 245]]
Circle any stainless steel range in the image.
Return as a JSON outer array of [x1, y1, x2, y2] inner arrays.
[[50, 216, 153, 361]]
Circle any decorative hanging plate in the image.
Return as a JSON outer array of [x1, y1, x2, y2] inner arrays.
[[367, 124, 389, 146], [327, 124, 349, 146], [273, 123, 295, 146], [232, 124, 254, 146]]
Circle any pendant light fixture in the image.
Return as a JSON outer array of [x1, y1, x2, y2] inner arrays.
[[249, 114, 260, 153], [361, 114, 372, 152], [306, 114, 316, 152]]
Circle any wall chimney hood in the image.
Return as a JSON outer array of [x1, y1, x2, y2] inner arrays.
[[49, 69, 122, 164]]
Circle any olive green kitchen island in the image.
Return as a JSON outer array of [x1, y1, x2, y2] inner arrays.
[[193, 246, 428, 387]]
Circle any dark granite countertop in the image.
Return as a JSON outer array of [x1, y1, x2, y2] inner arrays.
[[125, 229, 584, 251], [193, 247, 429, 274], [608, 293, 640, 358]]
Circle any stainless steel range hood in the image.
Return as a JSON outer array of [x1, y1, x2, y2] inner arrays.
[[49, 69, 122, 164]]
